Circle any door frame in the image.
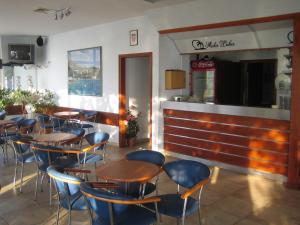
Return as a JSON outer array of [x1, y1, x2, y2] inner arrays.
[[118, 52, 153, 148]]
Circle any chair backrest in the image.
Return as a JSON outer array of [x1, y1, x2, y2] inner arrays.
[[163, 160, 210, 189], [12, 138, 31, 155], [51, 116, 65, 129], [0, 111, 6, 120], [10, 116, 25, 128], [80, 182, 133, 222], [47, 166, 83, 200], [32, 143, 62, 166], [60, 127, 85, 146], [85, 132, 109, 150], [60, 127, 85, 137], [36, 113, 51, 126], [19, 118, 37, 133], [83, 111, 97, 122], [126, 150, 165, 167]]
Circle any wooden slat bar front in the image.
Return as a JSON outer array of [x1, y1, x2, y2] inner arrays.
[[163, 109, 290, 175]]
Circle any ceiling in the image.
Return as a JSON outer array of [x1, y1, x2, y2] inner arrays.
[[0, 0, 194, 36]]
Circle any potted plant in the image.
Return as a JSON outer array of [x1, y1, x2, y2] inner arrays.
[[125, 108, 140, 147], [32, 89, 56, 114], [0, 89, 13, 111]]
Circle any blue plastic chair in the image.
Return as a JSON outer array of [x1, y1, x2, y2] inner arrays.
[[51, 116, 66, 131], [0, 116, 25, 162], [12, 137, 35, 192], [80, 182, 160, 225], [121, 150, 165, 198], [36, 114, 54, 132], [19, 118, 36, 134], [31, 143, 77, 204], [81, 111, 97, 132], [145, 160, 210, 225], [0, 111, 6, 120], [10, 116, 25, 128], [81, 132, 109, 167], [47, 166, 87, 225]]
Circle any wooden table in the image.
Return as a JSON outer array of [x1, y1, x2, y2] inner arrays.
[[0, 120, 16, 127], [95, 159, 161, 183], [32, 132, 77, 144], [53, 111, 79, 119]]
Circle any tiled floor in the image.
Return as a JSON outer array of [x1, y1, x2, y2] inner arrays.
[[0, 143, 300, 225]]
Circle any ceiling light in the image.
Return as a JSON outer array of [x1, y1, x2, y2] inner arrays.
[[34, 7, 72, 21]]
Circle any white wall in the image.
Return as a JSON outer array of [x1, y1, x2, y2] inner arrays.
[[41, 16, 159, 145], [125, 57, 150, 140]]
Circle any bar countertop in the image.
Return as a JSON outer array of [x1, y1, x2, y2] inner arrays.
[[161, 101, 290, 121]]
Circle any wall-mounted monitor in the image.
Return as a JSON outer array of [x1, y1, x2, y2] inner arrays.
[[8, 44, 35, 64]]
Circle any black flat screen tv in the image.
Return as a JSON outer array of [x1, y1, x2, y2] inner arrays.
[[8, 44, 35, 64]]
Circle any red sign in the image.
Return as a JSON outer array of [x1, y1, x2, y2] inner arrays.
[[191, 60, 215, 70]]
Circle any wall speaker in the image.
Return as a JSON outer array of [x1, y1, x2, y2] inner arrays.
[[36, 36, 46, 47]]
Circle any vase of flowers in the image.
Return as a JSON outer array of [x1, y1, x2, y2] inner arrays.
[[125, 108, 140, 147]]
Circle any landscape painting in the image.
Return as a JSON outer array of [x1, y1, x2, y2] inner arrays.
[[68, 47, 102, 96]]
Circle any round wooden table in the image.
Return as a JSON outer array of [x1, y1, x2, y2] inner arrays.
[[53, 111, 79, 119], [95, 159, 161, 183], [32, 132, 77, 144]]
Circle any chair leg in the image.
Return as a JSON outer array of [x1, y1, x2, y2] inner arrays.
[[13, 160, 18, 188], [198, 208, 202, 225], [68, 206, 72, 225], [19, 162, 24, 192], [40, 173, 45, 192], [56, 204, 61, 225], [94, 162, 98, 181], [34, 170, 39, 201], [49, 177, 52, 206]]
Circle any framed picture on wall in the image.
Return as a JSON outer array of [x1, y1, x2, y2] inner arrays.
[[68, 46, 102, 96], [130, 30, 138, 46]]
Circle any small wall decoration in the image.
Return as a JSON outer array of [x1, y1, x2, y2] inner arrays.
[[130, 30, 138, 46], [68, 47, 102, 96]]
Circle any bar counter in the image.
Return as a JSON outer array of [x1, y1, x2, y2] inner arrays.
[[161, 100, 290, 176]]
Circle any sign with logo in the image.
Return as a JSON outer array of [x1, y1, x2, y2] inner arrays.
[[192, 39, 235, 51]]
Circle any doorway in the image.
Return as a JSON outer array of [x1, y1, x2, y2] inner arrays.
[[119, 52, 152, 148]]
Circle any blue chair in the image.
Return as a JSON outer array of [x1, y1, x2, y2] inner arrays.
[[12, 137, 35, 192], [31, 144, 76, 204], [81, 132, 109, 167], [0, 116, 25, 162], [51, 116, 66, 131], [121, 150, 165, 198], [19, 118, 36, 134], [47, 166, 88, 225], [80, 111, 97, 132], [10, 116, 25, 129], [0, 111, 6, 120], [36, 114, 54, 133], [145, 160, 210, 225], [80, 182, 160, 225]]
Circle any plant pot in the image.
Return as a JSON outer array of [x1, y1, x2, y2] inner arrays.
[[127, 136, 137, 147]]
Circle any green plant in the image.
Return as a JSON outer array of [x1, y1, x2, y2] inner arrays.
[[0, 88, 56, 112], [0, 89, 13, 110], [125, 110, 140, 139], [11, 89, 32, 105], [32, 89, 56, 113]]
